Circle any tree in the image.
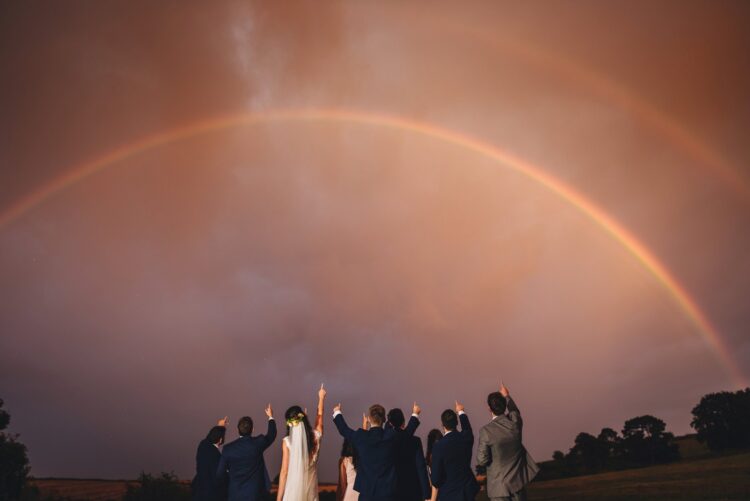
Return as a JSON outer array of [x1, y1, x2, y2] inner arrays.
[[621, 415, 679, 465], [0, 398, 32, 500], [691, 388, 750, 451], [568, 432, 609, 471]]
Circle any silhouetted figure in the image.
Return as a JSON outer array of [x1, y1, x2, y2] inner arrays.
[[337, 439, 359, 501], [333, 402, 421, 501], [425, 429, 443, 500], [387, 408, 430, 501], [218, 406, 277, 501], [477, 385, 538, 501], [192, 421, 228, 501], [429, 403, 479, 501]]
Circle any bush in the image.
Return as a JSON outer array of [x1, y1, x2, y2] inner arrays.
[[123, 472, 190, 501]]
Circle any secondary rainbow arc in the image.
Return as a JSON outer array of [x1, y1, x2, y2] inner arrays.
[[0, 108, 744, 387]]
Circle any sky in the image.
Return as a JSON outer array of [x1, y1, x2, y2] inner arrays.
[[1, 0, 749, 483]]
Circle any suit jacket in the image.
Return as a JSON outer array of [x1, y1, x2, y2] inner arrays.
[[191, 438, 226, 501], [218, 419, 277, 501], [476, 398, 538, 498], [430, 413, 479, 501], [389, 430, 431, 501], [334, 413, 420, 500]]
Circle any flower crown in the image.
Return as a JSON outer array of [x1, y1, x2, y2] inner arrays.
[[286, 412, 306, 427]]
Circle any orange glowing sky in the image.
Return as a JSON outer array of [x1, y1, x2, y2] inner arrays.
[[0, 0, 749, 482]]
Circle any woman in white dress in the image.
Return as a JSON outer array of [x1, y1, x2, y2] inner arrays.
[[276, 384, 326, 501]]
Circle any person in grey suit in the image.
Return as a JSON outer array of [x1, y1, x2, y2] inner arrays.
[[476, 384, 538, 501]]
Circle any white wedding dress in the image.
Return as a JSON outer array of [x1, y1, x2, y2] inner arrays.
[[282, 425, 322, 501]]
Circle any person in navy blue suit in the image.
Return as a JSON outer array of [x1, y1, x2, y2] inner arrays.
[[191, 417, 228, 501], [430, 402, 479, 501], [218, 404, 277, 501], [386, 408, 431, 501], [333, 401, 422, 501]]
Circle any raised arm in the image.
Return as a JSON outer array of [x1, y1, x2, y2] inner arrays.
[[500, 383, 522, 425], [315, 383, 327, 434], [455, 401, 473, 442], [262, 404, 277, 449], [404, 401, 422, 436], [276, 440, 290, 501], [332, 403, 355, 441]]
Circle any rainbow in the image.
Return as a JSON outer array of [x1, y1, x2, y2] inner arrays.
[[0, 108, 745, 386], [363, 2, 750, 199]]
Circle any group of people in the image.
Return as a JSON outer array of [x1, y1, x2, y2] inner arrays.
[[191, 383, 538, 501]]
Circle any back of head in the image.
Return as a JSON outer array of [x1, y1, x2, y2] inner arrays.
[[426, 428, 443, 466], [369, 404, 386, 426], [441, 409, 458, 431], [285, 405, 316, 458], [238, 416, 254, 437], [387, 408, 405, 428], [341, 439, 358, 469], [487, 392, 507, 416], [207, 425, 226, 445]]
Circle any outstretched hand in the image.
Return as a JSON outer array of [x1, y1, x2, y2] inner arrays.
[[333, 402, 342, 414], [499, 381, 510, 398], [362, 413, 369, 430], [265, 403, 273, 418], [318, 383, 327, 400], [455, 401, 464, 413], [217, 416, 229, 427], [412, 401, 422, 416]]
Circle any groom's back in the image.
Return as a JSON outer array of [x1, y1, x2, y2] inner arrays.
[[353, 427, 399, 497], [222, 437, 266, 498]]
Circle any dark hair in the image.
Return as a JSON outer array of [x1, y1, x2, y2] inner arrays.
[[487, 392, 507, 416], [441, 409, 458, 431], [387, 408, 405, 428], [238, 416, 253, 436], [426, 428, 443, 467], [206, 426, 226, 445], [285, 405, 316, 459], [369, 404, 386, 426], [340, 438, 359, 470]]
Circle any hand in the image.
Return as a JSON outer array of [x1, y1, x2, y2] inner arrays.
[[499, 381, 510, 398], [265, 403, 273, 418], [412, 401, 421, 416], [455, 401, 464, 413], [217, 416, 229, 427], [333, 402, 342, 414], [362, 413, 369, 429], [318, 383, 327, 400]]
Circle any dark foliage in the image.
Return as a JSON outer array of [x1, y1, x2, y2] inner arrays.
[[621, 415, 679, 465], [123, 472, 190, 501], [691, 388, 750, 451], [0, 398, 32, 501]]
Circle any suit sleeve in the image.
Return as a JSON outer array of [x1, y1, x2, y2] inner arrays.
[[430, 445, 445, 488], [216, 454, 228, 480], [415, 437, 431, 499], [507, 397, 522, 427], [477, 427, 491, 467], [459, 413, 474, 442], [333, 413, 355, 441], [404, 415, 420, 437], [262, 418, 277, 449]]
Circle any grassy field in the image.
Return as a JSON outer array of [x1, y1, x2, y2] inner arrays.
[[34, 452, 750, 501], [522, 452, 750, 501]]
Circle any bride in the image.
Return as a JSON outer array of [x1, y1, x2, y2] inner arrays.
[[276, 384, 326, 501]]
